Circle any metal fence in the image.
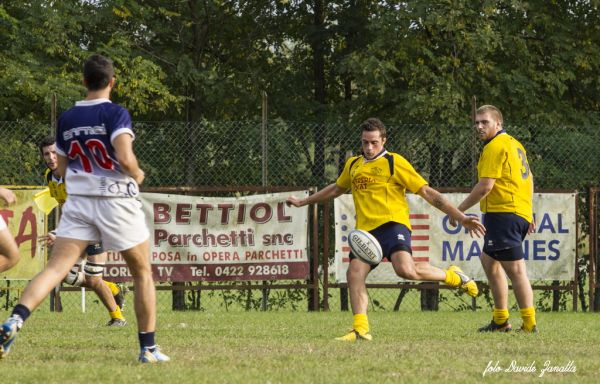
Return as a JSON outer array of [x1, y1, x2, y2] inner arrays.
[[3, 119, 600, 189], [1, 119, 599, 313]]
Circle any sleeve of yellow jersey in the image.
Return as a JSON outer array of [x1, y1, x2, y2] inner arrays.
[[478, 141, 504, 179], [335, 156, 357, 190], [393, 154, 428, 193]]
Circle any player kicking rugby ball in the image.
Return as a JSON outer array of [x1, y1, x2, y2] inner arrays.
[[287, 118, 485, 342]]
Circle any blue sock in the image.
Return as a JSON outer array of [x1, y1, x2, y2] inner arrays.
[[138, 332, 156, 350], [12, 304, 31, 322]]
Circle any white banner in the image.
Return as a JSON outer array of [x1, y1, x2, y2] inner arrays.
[[105, 191, 310, 282], [334, 192, 576, 283]]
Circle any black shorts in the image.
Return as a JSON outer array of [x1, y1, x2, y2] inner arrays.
[[349, 222, 412, 268], [483, 213, 529, 261], [85, 242, 104, 256]]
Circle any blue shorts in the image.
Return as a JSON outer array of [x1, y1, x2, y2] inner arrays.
[[349, 222, 412, 267], [85, 242, 104, 256], [483, 213, 529, 261]]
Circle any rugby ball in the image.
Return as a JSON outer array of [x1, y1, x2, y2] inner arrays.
[[348, 229, 383, 265]]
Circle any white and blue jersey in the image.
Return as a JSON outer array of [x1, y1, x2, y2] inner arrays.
[[55, 99, 139, 198]]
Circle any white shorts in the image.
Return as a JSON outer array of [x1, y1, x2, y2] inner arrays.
[[56, 195, 149, 251], [0, 216, 6, 231]]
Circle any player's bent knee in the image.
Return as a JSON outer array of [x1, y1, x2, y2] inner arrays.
[[10, 251, 20, 264], [84, 261, 105, 278], [393, 265, 417, 280], [3, 251, 20, 268], [0, 242, 20, 268]]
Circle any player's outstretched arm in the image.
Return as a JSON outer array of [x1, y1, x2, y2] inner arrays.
[[417, 185, 485, 238], [286, 183, 346, 207]]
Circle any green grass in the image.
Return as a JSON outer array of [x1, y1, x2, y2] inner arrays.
[[1, 308, 599, 384]]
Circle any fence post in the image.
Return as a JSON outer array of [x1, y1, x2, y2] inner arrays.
[[49, 93, 63, 312], [590, 187, 598, 311], [322, 201, 330, 311], [310, 198, 320, 311], [261, 91, 268, 187], [261, 91, 269, 311], [470, 96, 479, 313], [470, 96, 478, 185]]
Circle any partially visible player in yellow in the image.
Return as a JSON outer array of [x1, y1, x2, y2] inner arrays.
[[0, 188, 20, 273], [287, 118, 486, 341], [39, 137, 126, 326], [450, 105, 537, 333]]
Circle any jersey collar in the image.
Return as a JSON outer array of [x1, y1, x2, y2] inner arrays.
[[363, 149, 388, 163], [483, 129, 506, 145], [46, 167, 62, 182], [75, 98, 111, 106]]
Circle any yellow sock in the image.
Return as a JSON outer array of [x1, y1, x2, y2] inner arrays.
[[104, 281, 120, 296], [352, 314, 369, 335], [520, 307, 536, 331], [492, 308, 509, 325], [109, 307, 125, 320], [443, 269, 460, 287]]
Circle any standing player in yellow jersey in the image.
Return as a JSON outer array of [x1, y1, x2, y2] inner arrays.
[[0, 188, 20, 273], [39, 137, 126, 326], [287, 118, 486, 341], [451, 105, 537, 333]]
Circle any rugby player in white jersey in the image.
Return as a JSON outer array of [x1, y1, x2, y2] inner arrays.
[[39, 136, 126, 327], [0, 54, 169, 363]]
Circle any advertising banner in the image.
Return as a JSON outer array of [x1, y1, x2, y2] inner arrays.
[[334, 193, 576, 283], [105, 191, 310, 282], [0, 188, 47, 279]]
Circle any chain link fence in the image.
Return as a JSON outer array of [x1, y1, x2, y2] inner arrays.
[[1, 119, 599, 313]]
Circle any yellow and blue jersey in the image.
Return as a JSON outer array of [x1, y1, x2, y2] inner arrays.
[[336, 151, 428, 231], [477, 132, 533, 223], [44, 168, 67, 205]]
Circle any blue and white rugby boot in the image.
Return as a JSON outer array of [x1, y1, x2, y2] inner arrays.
[[0, 316, 21, 359], [139, 345, 170, 363]]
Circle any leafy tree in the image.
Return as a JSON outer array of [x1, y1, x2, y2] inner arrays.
[[0, 1, 182, 121]]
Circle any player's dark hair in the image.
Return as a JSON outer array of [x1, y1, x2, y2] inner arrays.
[[83, 54, 115, 91], [38, 136, 55, 154], [360, 117, 387, 139]]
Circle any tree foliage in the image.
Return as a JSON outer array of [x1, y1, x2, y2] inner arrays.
[[0, 1, 183, 120], [1, 1, 599, 187], [2, 1, 597, 124]]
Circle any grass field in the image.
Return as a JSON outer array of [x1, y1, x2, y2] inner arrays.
[[1, 306, 599, 384]]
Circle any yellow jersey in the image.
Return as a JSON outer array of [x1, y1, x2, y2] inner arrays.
[[45, 168, 67, 205], [336, 151, 428, 231], [477, 132, 533, 222]]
